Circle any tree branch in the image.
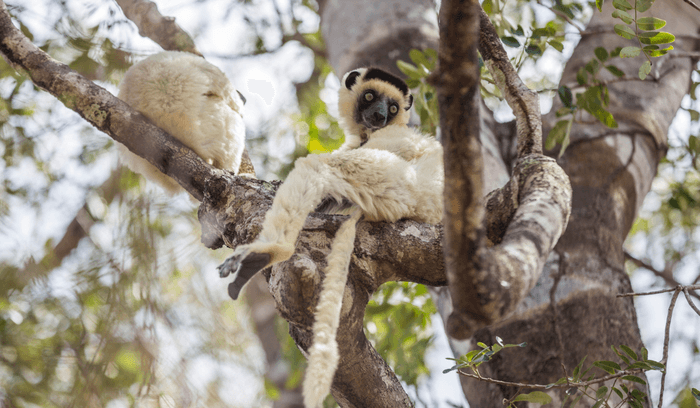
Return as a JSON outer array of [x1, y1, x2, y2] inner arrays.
[[438, 1, 572, 339], [114, 0, 201, 55], [436, 0, 487, 338]]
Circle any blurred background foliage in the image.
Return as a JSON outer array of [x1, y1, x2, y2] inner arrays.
[[0, 0, 698, 407]]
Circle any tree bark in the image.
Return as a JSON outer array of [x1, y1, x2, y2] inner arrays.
[[460, 1, 700, 406]]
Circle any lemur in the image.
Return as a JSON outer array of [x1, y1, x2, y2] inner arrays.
[[117, 51, 246, 195], [219, 67, 444, 408]]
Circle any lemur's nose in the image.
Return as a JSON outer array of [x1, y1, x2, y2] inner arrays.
[[373, 111, 387, 123]]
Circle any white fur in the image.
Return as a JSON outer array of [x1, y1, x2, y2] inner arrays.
[[228, 68, 443, 407], [303, 210, 361, 408], [117, 51, 245, 194]]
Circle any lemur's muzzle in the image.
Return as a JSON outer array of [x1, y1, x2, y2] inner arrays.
[[362, 100, 388, 129]]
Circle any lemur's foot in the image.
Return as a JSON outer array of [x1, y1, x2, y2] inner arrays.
[[218, 242, 295, 300]]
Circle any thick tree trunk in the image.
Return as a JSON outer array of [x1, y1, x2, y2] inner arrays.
[[461, 1, 700, 406]]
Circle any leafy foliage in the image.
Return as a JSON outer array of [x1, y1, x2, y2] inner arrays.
[[365, 282, 436, 389], [397, 48, 439, 135], [606, 0, 675, 79], [447, 343, 667, 407]]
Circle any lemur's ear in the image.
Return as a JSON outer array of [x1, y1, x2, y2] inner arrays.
[[344, 71, 361, 90], [405, 94, 413, 111]]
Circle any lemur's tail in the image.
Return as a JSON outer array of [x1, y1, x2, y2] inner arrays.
[[302, 210, 362, 408]]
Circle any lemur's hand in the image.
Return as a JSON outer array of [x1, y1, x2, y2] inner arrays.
[[218, 247, 271, 300], [218, 242, 295, 299]]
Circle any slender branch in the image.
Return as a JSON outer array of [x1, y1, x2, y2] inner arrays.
[[478, 6, 543, 156], [682, 0, 700, 13], [457, 368, 645, 389], [683, 287, 700, 316], [658, 287, 682, 408], [624, 251, 700, 301], [535, 0, 584, 33], [616, 284, 700, 297], [114, 0, 201, 55]]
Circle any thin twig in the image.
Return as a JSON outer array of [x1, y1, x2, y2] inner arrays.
[[617, 284, 700, 297], [535, 0, 584, 33], [624, 251, 700, 301], [550, 251, 569, 379], [682, 0, 700, 13], [457, 369, 644, 389], [683, 287, 700, 316], [657, 287, 682, 408]]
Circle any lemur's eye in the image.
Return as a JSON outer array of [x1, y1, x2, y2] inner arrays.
[[389, 105, 398, 114], [364, 92, 374, 101]]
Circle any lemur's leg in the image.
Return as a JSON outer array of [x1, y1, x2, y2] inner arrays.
[[221, 154, 349, 299], [303, 210, 361, 408], [220, 149, 416, 299]]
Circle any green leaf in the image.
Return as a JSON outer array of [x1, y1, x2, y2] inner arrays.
[[549, 40, 564, 52], [406, 78, 421, 88], [619, 345, 638, 361], [639, 31, 676, 45], [613, 387, 624, 399], [592, 401, 604, 408], [577, 67, 588, 85], [612, 345, 631, 365], [396, 60, 422, 79], [409, 49, 429, 68], [627, 361, 653, 370], [639, 60, 652, 80], [620, 46, 641, 58], [546, 120, 569, 150], [605, 65, 626, 77], [546, 377, 569, 389], [689, 109, 700, 122], [594, 47, 609, 62], [596, 386, 609, 399], [622, 375, 647, 385], [513, 25, 525, 36], [559, 86, 574, 108], [593, 360, 621, 374], [612, 10, 634, 24], [482, 0, 493, 13], [645, 45, 673, 57], [501, 36, 521, 48], [596, 0, 604, 11], [614, 24, 636, 40], [692, 388, 700, 400], [477, 342, 489, 349], [525, 44, 543, 56], [513, 391, 553, 404], [636, 0, 654, 12], [613, 0, 633, 10], [636, 17, 667, 31]]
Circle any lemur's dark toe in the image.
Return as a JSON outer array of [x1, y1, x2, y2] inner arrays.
[[225, 252, 271, 300], [217, 256, 239, 278]]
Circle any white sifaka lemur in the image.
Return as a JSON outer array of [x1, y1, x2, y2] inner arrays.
[[218, 67, 444, 407], [116, 51, 246, 194]]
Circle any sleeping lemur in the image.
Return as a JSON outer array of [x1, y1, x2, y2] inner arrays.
[[219, 67, 444, 407], [117, 51, 246, 195]]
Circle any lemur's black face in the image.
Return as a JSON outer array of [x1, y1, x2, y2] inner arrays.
[[355, 89, 401, 130], [344, 67, 414, 134]]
